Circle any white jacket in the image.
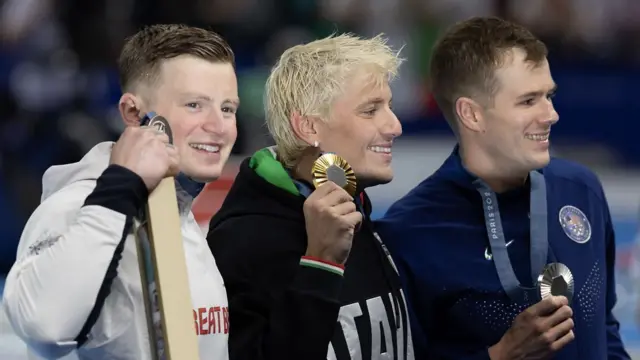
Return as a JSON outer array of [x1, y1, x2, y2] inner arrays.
[[2, 142, 229, 360]]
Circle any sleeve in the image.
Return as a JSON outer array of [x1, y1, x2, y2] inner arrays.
[[208, 215, 344, 360], [602, 197, 631, 359], [1, 165, 148, 359]]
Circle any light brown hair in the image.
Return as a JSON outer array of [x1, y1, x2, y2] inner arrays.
[[430, 17, 547, 131], [118, 24, 234, 92]]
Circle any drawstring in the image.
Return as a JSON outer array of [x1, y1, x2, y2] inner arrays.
[[359, 200, 402, 333]]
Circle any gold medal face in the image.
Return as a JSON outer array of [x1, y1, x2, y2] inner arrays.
[[537, 262, 574, 303], [312, 153, 357, 196]]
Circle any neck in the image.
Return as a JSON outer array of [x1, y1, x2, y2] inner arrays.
[[290, 148, 320, 187], [459, 144, 527, 193]]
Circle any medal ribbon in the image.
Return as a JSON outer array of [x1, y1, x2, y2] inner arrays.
[[473, 171, 548, 303]]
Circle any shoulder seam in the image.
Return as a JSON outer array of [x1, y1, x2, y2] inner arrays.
[[546, 169, 604, 203]]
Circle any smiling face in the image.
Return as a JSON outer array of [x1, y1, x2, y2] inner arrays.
[[429, 17, 554, 181], [313, 71, 402, 186], [478, 48, 559, 173], [150, 56, 239, 182], [117, 24, 237, 183], [120, 55, 239, 183]]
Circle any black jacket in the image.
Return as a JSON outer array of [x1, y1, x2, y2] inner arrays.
[[207, 152, 414, 360]]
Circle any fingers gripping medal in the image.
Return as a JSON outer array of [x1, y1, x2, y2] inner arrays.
[[537, 263, 575, 303], [312, 153, 357, 196]]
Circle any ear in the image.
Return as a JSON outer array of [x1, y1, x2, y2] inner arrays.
[[290, 111, 319, 146], [118, 93, 145, 127], [454, 96, 484, 133]]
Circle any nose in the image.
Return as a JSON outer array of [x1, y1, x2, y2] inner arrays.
[[202, 111, 226, 135], [545, 100, 559, 125], [383, 110, 403, 139]]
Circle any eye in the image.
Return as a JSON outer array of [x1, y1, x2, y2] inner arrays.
[[520, 98, 536, 106], [363, 108, 377, 117], [222, 106, 237, 114], [185, 102, 201, 110]]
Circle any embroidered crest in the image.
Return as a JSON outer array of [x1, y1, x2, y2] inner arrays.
[[559, 205, 591, 244]]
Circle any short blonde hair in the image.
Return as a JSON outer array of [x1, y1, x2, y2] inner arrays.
[[265, 33, 404, 168]]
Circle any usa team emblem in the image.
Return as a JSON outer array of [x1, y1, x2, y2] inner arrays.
[[559, 205, 591, 244]]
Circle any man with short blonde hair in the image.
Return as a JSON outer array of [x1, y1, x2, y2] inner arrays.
[[208, 33, 414, 360]]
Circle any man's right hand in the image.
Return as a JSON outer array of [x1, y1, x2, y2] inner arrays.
[[110, 126, 180, 191], [489, 296, 575, 360], [303, 182, 363, 265]]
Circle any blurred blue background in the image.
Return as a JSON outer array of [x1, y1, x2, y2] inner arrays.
[[0, 0, 639, 358]]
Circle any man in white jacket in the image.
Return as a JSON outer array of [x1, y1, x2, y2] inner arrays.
[[2, 24, 239, 360]]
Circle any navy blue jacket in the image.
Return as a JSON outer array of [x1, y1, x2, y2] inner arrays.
[[376, 147, 629, 359]]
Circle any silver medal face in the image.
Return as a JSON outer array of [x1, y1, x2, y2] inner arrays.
[[326, 164, 348, 188], [537, 263, 574, 303], [147, 115, 173, 145]]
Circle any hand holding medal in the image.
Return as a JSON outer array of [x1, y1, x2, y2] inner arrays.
[[476, 171, 576, 358], [302, 152, 361, 265]]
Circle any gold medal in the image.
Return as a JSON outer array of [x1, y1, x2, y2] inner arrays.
[[537, 262, 574, 303], [312, 153, 357, 196]]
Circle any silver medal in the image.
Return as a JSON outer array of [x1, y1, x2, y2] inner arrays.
[[537, 262, 574, 303]]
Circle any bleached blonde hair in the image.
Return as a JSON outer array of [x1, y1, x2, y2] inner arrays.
[[264, 33, 404, 168]]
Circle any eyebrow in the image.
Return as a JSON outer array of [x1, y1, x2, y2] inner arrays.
[[179, 93, 240, 106], [224, 98, 240, 107], [179, 93, 212, 102], [517, 84, 558, 100], [358, 97, 392, 108]]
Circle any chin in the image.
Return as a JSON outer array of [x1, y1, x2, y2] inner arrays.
[[358, 169, 394, 188], [528, 153, 551, 170], [181, 164, 224, 183]]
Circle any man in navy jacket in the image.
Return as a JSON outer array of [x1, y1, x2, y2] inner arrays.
[[376, 17, 630, 360]]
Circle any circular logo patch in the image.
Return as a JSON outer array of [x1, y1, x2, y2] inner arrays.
[[558, 205, 591, 244]]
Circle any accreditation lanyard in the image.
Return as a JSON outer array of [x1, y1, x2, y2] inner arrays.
[[473, 171, 548, 303]]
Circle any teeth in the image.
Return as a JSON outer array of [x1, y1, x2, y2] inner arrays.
[[368, 146, 391, 154], [525, 133, 549, 141], [190, 143, 220, 153]]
